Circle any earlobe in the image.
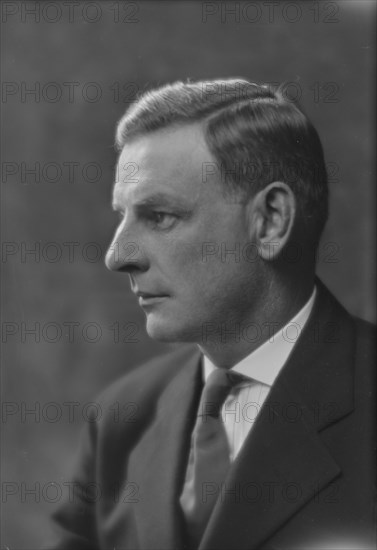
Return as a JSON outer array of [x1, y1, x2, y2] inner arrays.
[[253, 182, 296, 261]]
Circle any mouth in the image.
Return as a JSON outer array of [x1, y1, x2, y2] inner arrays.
[[135, 291, 169, 306]]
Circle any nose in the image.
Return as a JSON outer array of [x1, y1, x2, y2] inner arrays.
[[105, 224, 147, 273]]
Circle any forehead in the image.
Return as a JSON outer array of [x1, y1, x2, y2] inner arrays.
[[112, 123, 216, 207]]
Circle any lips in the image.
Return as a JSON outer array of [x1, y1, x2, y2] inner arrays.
[[135, 291, 169, 299], [136, 292, 169, 307], [134, 290, 170, 307]]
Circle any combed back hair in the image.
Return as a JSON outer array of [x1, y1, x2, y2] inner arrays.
[[116, 79, 329, 247]]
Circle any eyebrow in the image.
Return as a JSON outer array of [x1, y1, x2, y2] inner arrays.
[[112, 192, 192, 213]]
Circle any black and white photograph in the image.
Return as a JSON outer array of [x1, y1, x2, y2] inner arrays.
[[1, 1, 376, 549]]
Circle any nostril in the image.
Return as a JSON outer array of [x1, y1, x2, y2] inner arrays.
[[104, 249, 142, 274], [119, 265, 138, 274]]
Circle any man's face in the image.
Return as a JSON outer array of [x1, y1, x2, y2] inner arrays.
[[106, 123, 263, 343]]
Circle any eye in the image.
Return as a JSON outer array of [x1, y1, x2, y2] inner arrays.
[[150, 212, 177, 229]]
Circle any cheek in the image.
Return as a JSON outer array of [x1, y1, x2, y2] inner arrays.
[[151, 221, 252, 293], [169, 249, 250, 301], [156, 240, 206, 273]]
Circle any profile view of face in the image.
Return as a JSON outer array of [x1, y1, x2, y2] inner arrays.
[[106, 123, 263, 343]]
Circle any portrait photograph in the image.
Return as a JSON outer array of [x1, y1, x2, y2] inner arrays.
[[1, 1, 375, 549]]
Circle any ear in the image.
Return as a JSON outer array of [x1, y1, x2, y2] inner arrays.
[[249, 182, 296, 261]]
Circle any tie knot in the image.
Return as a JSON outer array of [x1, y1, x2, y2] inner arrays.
[[198, 368, 245, 418]]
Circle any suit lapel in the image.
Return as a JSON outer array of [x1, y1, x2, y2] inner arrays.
[[132, 346, 203, 550], [200, 281, 356, 550]]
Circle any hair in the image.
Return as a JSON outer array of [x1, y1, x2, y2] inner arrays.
[[115, 78, 328, 247]]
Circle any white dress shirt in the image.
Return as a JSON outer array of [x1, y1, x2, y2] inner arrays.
[[202, 286, 317, 461]]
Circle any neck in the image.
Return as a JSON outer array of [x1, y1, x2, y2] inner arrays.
[[197, 275, 315, 369]]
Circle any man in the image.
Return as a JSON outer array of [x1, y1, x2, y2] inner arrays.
[[50, 79, 375, 549]]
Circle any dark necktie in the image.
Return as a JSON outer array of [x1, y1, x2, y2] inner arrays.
[[180, 368, 244, 547]]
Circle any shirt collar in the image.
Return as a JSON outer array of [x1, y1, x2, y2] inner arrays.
[[203, 286, 317, 387]]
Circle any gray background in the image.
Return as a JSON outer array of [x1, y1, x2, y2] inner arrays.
[[1, 1, 375, 548]]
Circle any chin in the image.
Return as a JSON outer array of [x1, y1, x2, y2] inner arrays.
[[145, 315, 198, 343]]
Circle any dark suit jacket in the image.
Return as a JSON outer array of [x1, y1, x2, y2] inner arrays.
[[49, 280, 376, 549]]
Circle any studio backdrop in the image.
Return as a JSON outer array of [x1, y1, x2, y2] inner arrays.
[[1, 1, 375, 548]]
